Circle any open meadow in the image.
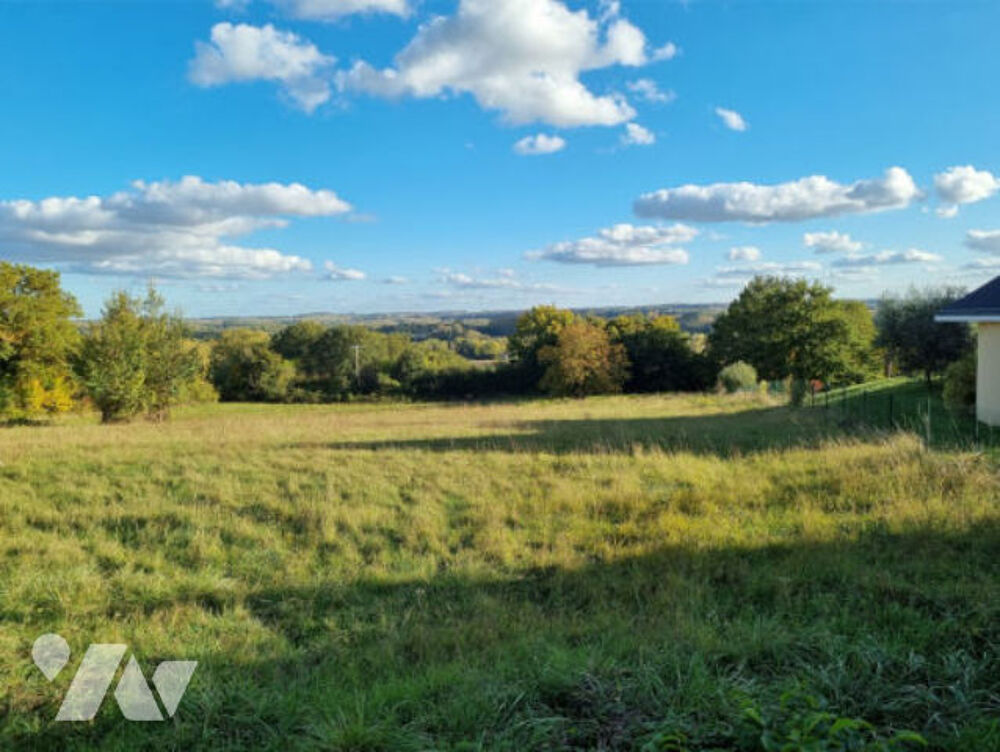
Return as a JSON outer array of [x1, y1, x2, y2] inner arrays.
[[0, 391, 998, 750]]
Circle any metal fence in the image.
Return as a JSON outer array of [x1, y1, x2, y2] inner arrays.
[[808, 384, 998, 450]]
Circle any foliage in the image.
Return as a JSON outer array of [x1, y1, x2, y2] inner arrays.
[[710, 276, 878, 385], [0, 262, 81, 420], [943, 350, 977, 410], [140, 289, 203, 421], [875, 288, 974, 382], [508, 305, 576, 383], [210, 329, 295, 402], [270, 320, 326, 363], [78, 288, 203, 422], [718, 361, 758, 393], [537, 320, 630, 397], [739, 692, 927, 751], [78, 291, 150, 422], [608, 313, 716, 392]]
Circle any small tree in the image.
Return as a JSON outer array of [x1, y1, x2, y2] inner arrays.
[[79, 288, 204, 422], [79, 292, 148, 422], [538, 321, 629, 397], [141, 289, 201, 421], [942, 350, 976, 410], [718, 361, 758, 393]]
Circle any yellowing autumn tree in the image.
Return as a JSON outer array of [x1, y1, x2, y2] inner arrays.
[[538, 320, 629, 398]]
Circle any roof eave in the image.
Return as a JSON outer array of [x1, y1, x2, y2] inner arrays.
[[935, 314, 1000, 323]]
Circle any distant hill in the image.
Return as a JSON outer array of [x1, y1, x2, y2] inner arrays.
[[184, 302, 728, 340]]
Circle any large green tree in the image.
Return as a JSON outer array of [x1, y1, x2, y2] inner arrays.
[[709, 276, 878, 386], [0, 263, 81, 419], [875, 287, 973, 383]]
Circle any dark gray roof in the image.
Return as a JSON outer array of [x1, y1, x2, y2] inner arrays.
[[936, 275, 1000, 320]]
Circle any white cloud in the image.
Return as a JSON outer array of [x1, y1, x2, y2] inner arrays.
[[440, 269, 561, 292], [621, 122, 655, 146], [216, 0, 251, 9], [383, 275, 409, 284], [270, 0, 410, 20], [189, 23, 335, 112], [634, 167, 921, 223], [831, 248, 942, 268], [626, 78, 675, 104], [513, 133, 566, 156], [965, 229, 1000, 254], [727, 245, 760, 261], [337, 0, 672, 127], [0, 176, 351, 279], [934, 165, 1000, 216], [962, 257, 1000, 273], [707, 260, 822, 286], [324, 261, 366, 280], [714, 107, 747, 132], [803, 230, 863, 254], [528, 223, 695, 266]]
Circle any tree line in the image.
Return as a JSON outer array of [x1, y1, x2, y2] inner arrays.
[[0, 262, 977, 423]]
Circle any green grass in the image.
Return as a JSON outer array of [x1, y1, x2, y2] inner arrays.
[[0, 390, 997, 750]]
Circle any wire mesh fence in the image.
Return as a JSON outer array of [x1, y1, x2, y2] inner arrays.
[[807, 381, 998, 450]]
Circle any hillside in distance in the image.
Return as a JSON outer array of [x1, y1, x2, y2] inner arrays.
[[184, 302, 727, 340]]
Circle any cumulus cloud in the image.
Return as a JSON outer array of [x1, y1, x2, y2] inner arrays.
[[528, 223, 695, 267], [270, 0, 409, 20], [189, 23, 335, 112], [324, 261, 366, 280], [714, 107, 747, 132], [727, 245, 760, 261], [803, 230, 863, 254], [0, 176, 351, 279], [965, 229, 1000, 254], [626, 78, 675, 104], [513, 133, 566, 156], [934, 165, 1000, 216], [337, 0, 673, 127], [621, 123, 655, 146], [831, 249, 942, 268], [634, 167, 921, 223], [383, 275, 409, 284]]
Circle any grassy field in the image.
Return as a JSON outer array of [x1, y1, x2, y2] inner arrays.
[[0, 389, 998, 750]]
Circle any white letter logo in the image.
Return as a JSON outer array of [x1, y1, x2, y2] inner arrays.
[[32, 633, 197, 722]]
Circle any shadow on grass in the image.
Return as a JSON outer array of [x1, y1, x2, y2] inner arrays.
[[292, 404, 867, 458], [15, 523, 1000, 750]]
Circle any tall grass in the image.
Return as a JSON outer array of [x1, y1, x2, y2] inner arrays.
[[0, 392, 997, 750]]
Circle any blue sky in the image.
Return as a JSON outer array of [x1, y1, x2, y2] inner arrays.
[[0, 0, 998, 317]]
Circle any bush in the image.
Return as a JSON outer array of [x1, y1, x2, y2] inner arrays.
[[943, 350, 976, 410], [718, 361, 758, 393]]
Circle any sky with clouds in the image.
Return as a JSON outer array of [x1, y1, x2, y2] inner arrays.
[[0, 0, 998, 317]]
